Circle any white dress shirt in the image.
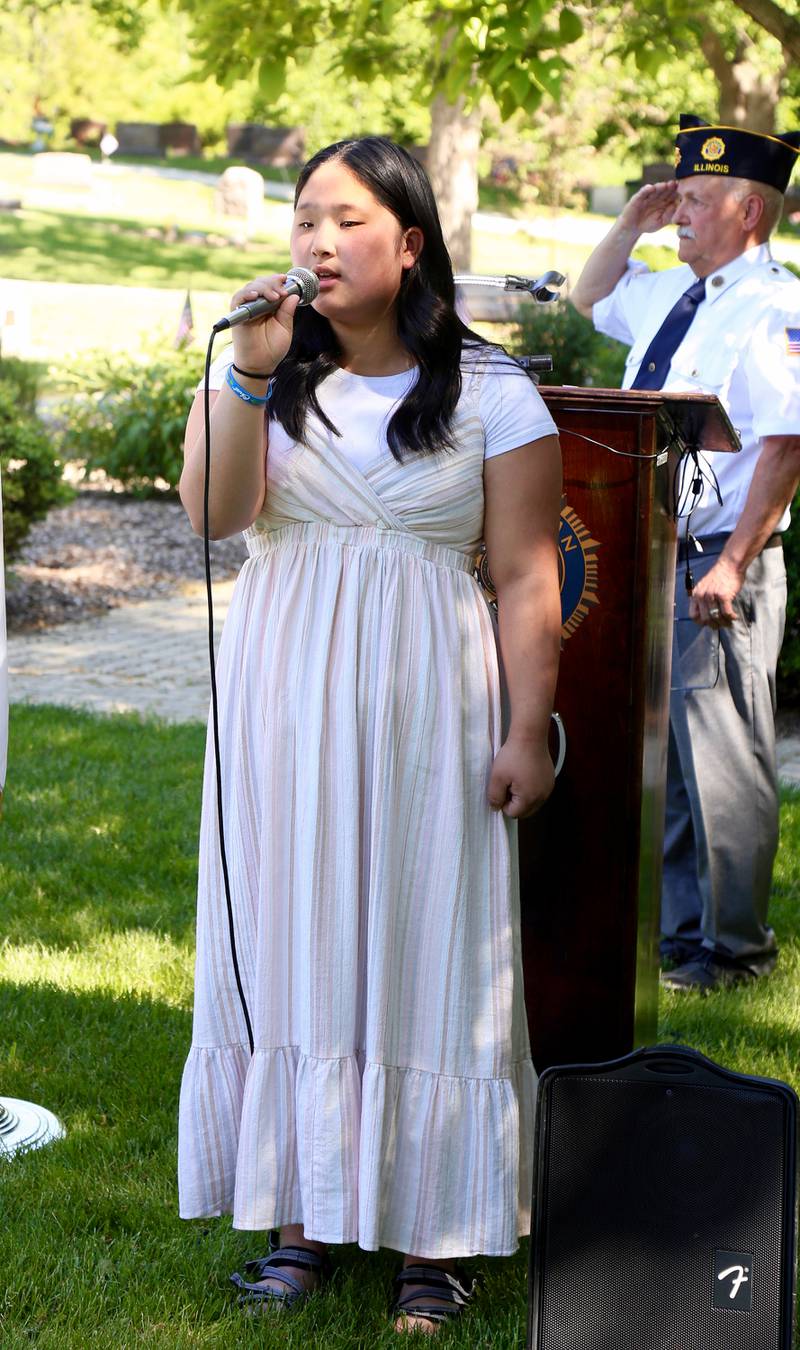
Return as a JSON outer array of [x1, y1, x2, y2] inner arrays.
[[593, 243, 800, 537]]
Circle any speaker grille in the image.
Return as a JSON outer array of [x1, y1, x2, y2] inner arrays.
[[535, 1076, 789, 1349]]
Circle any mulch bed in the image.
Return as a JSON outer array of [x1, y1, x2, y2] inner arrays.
[[5, 489, 247, 634]]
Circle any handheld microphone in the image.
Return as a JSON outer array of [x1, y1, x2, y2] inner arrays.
[[212, 267, 320, 333]]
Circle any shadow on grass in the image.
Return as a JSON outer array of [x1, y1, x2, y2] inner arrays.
[[0, 978, 529, 1349], [0, 209, 284, 290], [3, 704, 204, 947]]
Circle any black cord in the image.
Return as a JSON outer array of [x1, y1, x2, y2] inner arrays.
[[554, 424, 662, 460], [670, 447, 723, 595], [203, 335, 255, 1056]]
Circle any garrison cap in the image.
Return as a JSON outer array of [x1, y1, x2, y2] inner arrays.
[[674, 114, 800, 192]]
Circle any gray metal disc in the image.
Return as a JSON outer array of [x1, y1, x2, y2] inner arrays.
[[0, 1096, 65, 1157]]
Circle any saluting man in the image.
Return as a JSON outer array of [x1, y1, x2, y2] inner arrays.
[[571, 114, 800, 992]]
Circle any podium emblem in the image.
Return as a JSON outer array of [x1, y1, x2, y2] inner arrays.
[[558, 499, 600, 638], [474, 498, 600, 640]]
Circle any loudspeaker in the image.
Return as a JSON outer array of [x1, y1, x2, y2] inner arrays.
[[528, 1045, 798, 1349]]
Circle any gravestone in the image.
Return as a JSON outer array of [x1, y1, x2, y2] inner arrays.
[[226, 123, 305, 166], [70, 118, 106, 146], [590, 185, 628, 215], [159, 122, 202, 156], [215, 166, 264, 232], [115, 122, 161, 156], [640, 161, 675, 185]]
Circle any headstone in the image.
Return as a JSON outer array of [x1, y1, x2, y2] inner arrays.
[[70, 118, 106, 146], [226, 124, 305, 166], [115, 122, 162, 156], [214, 166, 264, 232], [640, 161, 675, 185], [31, 152, 93, 190], [590, 185, 628, 215], [159, 122, 202, 156]]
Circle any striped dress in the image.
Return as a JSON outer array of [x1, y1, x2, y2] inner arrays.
[[178, 363, 539, 1258]]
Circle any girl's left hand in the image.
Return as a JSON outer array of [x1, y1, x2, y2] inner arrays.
[[488, 736, 555, 819]]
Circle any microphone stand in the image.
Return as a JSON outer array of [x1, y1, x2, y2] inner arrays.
[[454, 270, 566, 382], [453, 270, 566, 304]]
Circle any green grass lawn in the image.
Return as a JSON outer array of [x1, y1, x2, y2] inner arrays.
[[1, 702, 799, 1347], [0, 208, 286, 292]]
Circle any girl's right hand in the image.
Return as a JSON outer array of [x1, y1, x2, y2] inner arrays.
[[229, 274, 302, 374]]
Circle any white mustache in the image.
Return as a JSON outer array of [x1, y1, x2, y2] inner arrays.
[[677, 227, 696, 239]]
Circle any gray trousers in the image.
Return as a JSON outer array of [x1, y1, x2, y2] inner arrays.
[[662, 537, 786, 967]]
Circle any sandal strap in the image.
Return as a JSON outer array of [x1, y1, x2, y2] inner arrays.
[[230, 1267, 305, 1303], [394, 1265, 474, 1303], [393, 1264, 475, 1321], [244, 1245, 330, 1278], [230, 1242, 331, 1307]]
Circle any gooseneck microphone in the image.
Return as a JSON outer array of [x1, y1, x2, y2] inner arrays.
[[453, 270, 566, 303], [212, 266, 320, 332]]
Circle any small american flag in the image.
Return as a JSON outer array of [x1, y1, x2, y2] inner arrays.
[[174, 290, 194, 349], [786, 326, 800, 355]]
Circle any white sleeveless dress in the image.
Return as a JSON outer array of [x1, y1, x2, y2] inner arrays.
[[178, 368, 538, 1258]]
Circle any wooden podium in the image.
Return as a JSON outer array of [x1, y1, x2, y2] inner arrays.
[[515, 386, 739, 1070]]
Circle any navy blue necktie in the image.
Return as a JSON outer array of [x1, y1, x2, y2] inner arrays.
[[631, 278, 706, 390]]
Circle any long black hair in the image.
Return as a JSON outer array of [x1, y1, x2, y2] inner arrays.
[[269, 136, 496, 461]]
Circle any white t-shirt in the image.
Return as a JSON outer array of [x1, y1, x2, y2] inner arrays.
[[201, 347, 556, 472]]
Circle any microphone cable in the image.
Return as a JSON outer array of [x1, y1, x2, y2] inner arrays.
[[202, 331, 255, 1056]]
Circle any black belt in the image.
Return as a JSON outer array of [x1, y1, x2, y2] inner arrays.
[[677, 532, 783, 563]]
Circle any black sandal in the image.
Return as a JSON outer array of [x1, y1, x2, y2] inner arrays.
[[393, 1263, 476, 1329], [230, 1230, 332, 1312]]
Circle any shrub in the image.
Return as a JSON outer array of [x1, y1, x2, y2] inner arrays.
[[57, 346, 207, 496], [0, 385, 73, 559], [508, 300, 627, 388], [0, 356, 46, 416]]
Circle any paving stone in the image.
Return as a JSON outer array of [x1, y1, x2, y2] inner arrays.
[[7, 581, 234, 724]]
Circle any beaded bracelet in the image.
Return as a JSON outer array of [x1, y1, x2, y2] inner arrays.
[[232, 363, 272, 380], [226, 365, 270, 406]]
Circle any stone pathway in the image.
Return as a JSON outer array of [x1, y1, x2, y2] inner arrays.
[[7, 582, 800, 788], [6, 580, 234, 724]]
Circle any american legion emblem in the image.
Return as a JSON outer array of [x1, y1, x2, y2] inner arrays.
[[475, 497, 600, 640], [700, 136, 726, 162]]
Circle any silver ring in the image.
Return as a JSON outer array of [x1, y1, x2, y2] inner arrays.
[[709, 606, 720, 618]]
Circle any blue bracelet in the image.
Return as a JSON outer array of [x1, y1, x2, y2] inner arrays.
[[226, 365, 271, 406]]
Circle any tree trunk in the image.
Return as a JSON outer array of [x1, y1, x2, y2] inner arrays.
[[731, 0, 800, 64], [700, 25, 783, 134], [426, 93, 480, 272]]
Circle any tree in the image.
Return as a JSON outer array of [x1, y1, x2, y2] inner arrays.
[[174, 0, 585, 266], [612, 0, 796, 138], [732, 0, 800, 63]]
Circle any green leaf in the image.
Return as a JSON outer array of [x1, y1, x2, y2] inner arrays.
[[257, 59, 287, 101], [558, 8, 583, 44], [527, 54, 562, 99], [487, 49, 518, 83], [498, 87, 517, 120], [507, 65, 530, 108], [464, 15, 489, 51]]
